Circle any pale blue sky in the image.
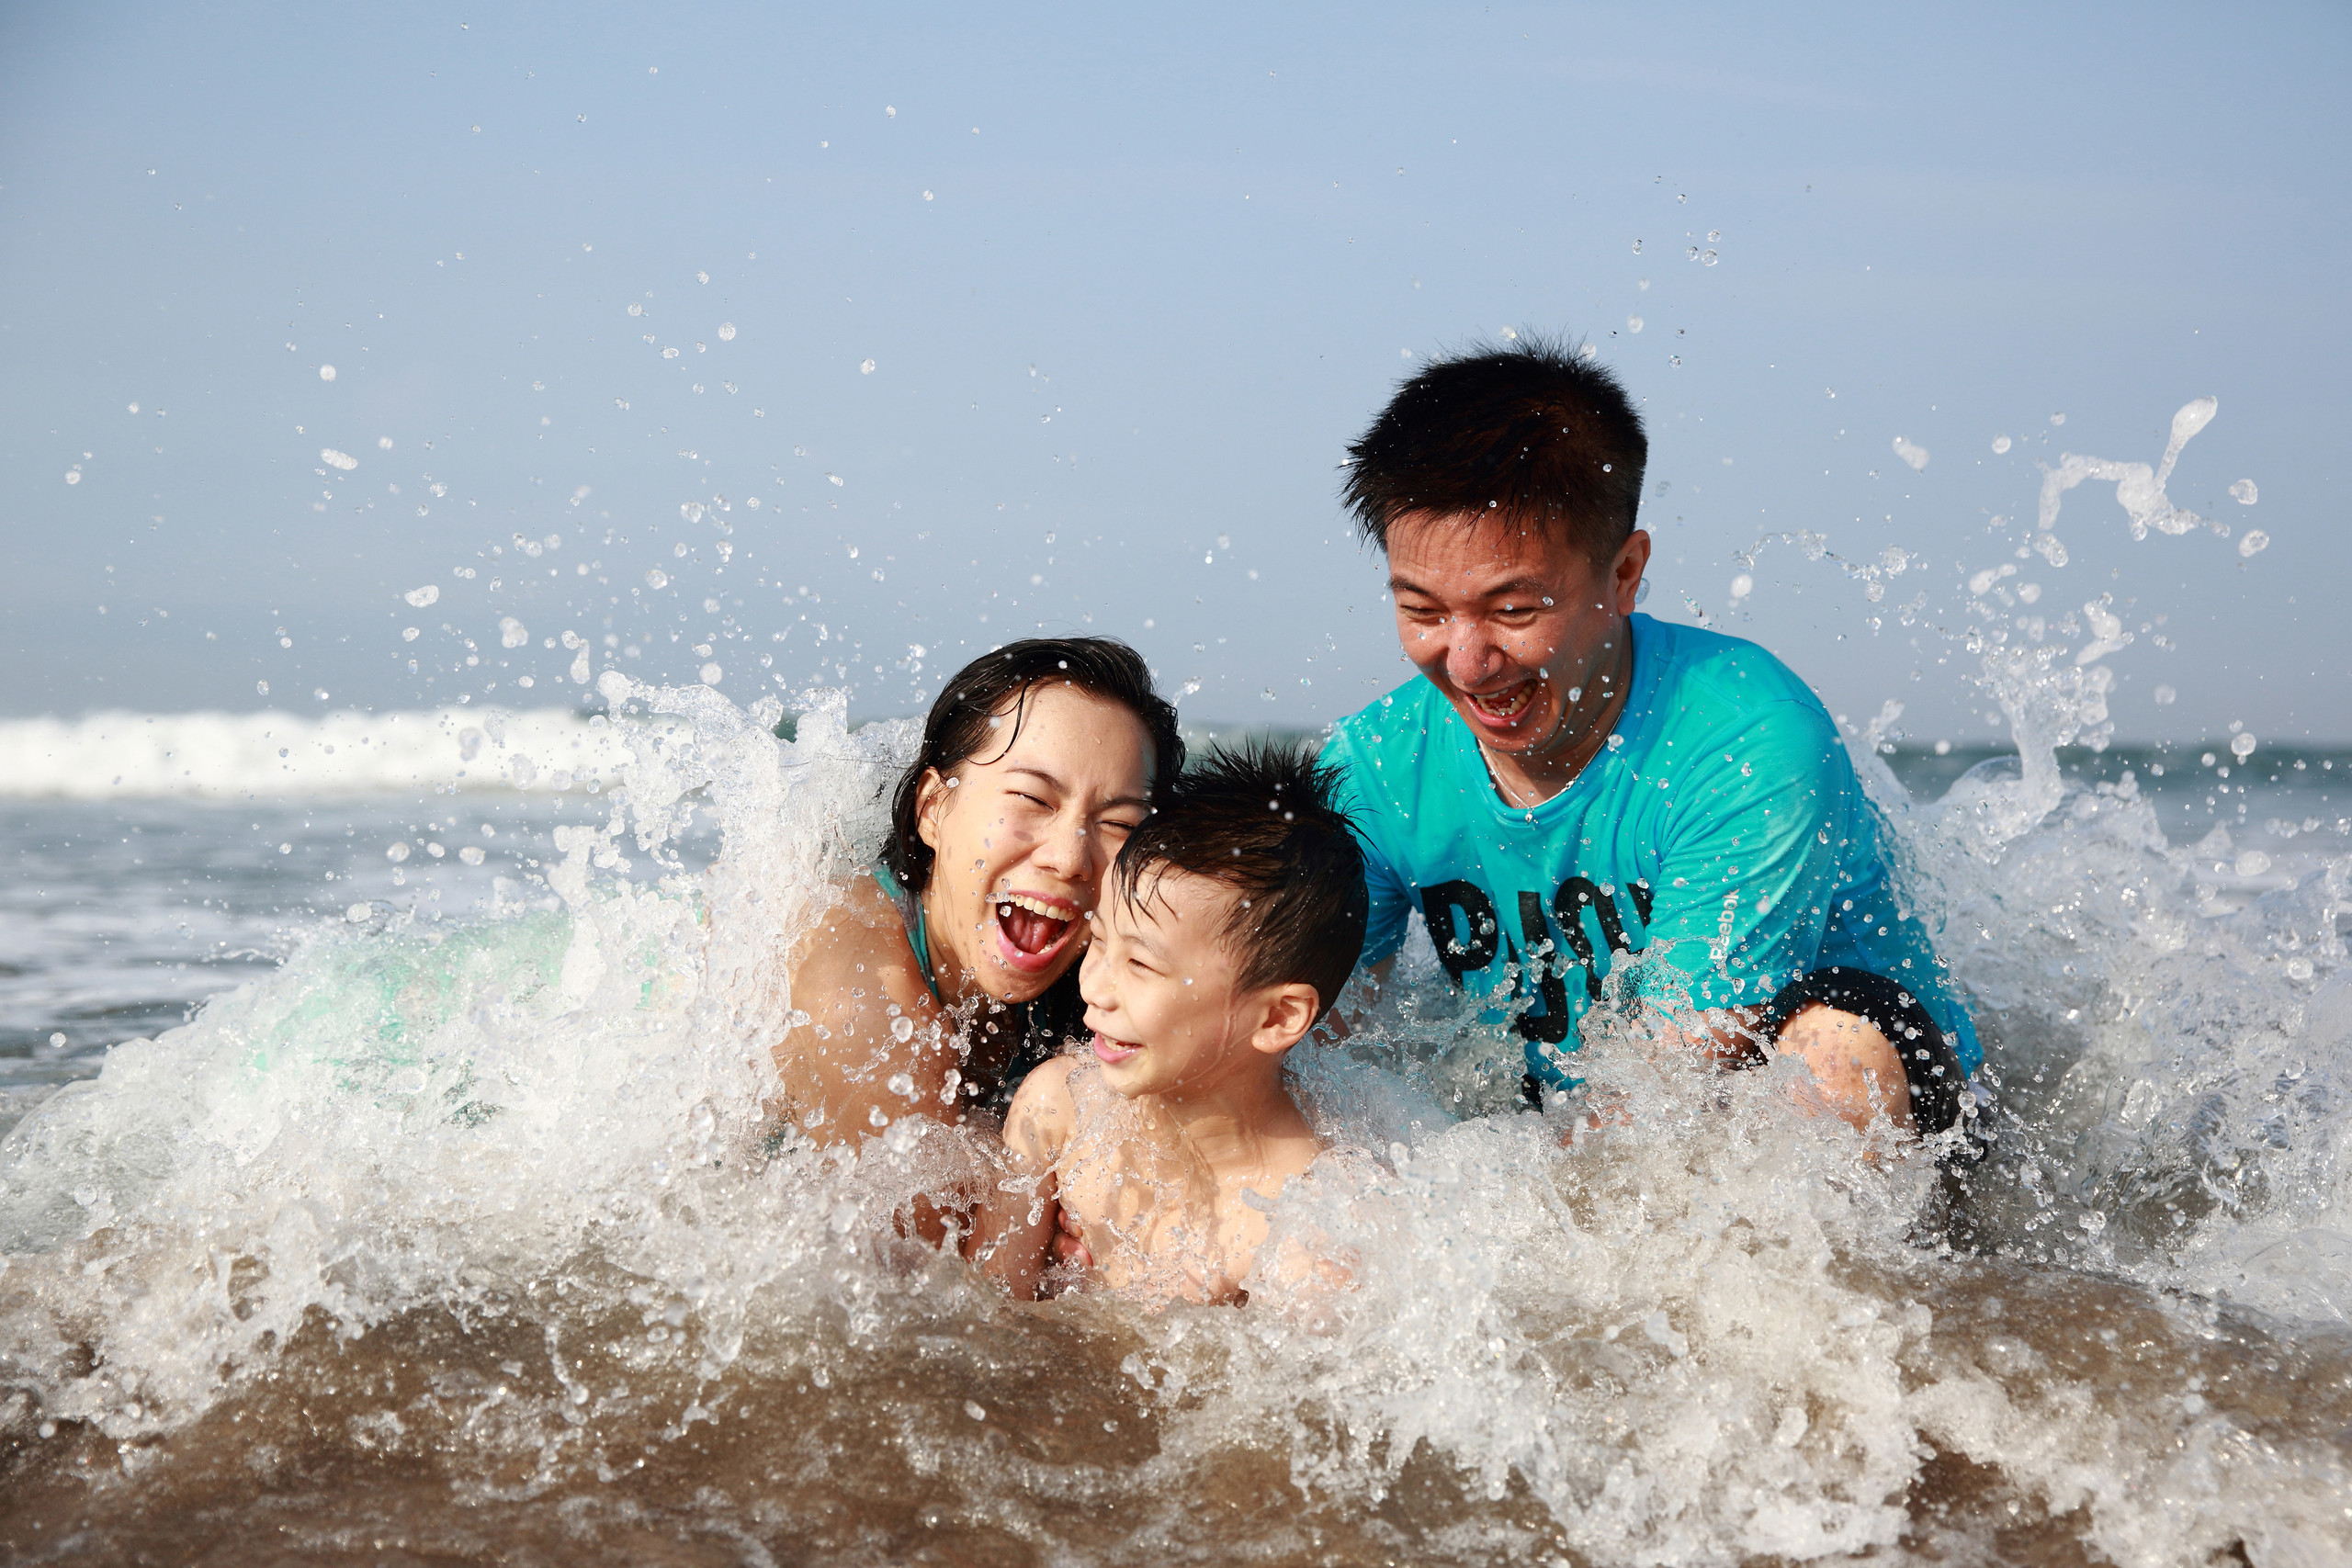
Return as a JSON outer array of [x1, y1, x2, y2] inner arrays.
[[4, 2, 2345, 743]]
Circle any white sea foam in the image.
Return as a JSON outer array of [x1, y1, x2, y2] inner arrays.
[[0, 706, 651, 799]]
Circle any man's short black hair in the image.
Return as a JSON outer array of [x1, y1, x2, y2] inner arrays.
[[1341, 334, 1647, 564], [1112, 741, 1368, 1027]]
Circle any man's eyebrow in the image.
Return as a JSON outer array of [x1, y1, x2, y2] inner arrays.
[[1388, 573, 1558, 602]]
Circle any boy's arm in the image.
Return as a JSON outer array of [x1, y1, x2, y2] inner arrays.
[[969, 1058, 1078, 1300]]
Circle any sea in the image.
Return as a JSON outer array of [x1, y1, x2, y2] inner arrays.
[[1, 664, 2347, 1563]]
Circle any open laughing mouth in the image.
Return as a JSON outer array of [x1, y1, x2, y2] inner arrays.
[[992, 891, 1080, 974], [1463, 678, 1538, 729], [1090, 1032, 1138, 1065]]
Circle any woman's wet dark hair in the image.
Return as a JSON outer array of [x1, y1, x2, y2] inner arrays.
[[880, 637, 1184, 895]]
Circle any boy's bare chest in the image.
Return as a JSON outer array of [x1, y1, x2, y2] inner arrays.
[[1057, 1151, 1266, 1303]]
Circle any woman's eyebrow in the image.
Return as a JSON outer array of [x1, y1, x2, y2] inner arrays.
[[1002, 765, 1066, 792]]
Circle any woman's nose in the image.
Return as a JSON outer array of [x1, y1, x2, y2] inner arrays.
[[1031, 811, 1096, 877]]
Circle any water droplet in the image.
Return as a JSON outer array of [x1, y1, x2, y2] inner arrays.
[[346, 903, 372, 923], [321, 447, 357, 471], [1701, 249, 1719, 265], [964, 1400, 987, 1421], [628, 303, 643, 317], [63, 469, 80, 485], [1627, 315, 1644, 333], [700, 662, 722, 684], [2153, 684, 2177, 705], [1991, 434, 2012, 454], [459, 844, 485, 865], [404, 584, 439, 607], [661, 346, 679, 359], [1707, 230, 1722, 242], [718, 321, 736, 341], [645, 568, 669, 589], [827, 472, 844, 487], [1728, 573, 1753, 601], [695, 270, 709, 284], [1631, 239, 1643, 254], [888, 1068, 915, 1095], [922, 189, 934, 201], [387, 841, 412, 863], [859, 358, 876, 374], [2231, 732, 2257, 760], [2238, 529, 2269, 558], [885, 105, 897, 118], [2049, 412, 2065, 425], [319, 364, 336, 381], [255, 680, 269, 695]]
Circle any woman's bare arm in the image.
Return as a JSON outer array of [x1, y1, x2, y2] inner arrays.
[[773, 874, 961, 1145], [969, 1058, 1078, 1299]]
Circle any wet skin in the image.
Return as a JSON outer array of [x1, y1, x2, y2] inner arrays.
[[773, 682, 1156, 1150], [1374, 511, 1914, 1134], [982, 867, 1322, 1302]]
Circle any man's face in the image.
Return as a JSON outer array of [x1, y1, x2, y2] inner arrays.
[[1385, 511, 1649, 764]]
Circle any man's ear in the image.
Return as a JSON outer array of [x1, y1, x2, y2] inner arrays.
[[914, 767, 954, 852], [1611, 528, 1653, 615], [1248, 983, 1324, 1057]]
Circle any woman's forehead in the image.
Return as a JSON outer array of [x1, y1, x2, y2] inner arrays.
[[982, 684, 1152, 773]]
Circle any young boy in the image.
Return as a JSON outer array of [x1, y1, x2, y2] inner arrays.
[[976, 742, 1368, 1303]]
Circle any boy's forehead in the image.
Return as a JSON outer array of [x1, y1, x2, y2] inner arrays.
[[1113, 861, 1240, 937]]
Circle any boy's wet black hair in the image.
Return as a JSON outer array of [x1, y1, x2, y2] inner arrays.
[[882, 637, 1184, 895], [1341, 333, 1648, 565], [1112, 740, 1369, 1026]]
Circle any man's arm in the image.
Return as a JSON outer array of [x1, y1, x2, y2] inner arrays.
[[1631, 702, 1916, 1133]]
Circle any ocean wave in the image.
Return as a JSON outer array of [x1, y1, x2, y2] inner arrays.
[[0, 706, 641, 800]]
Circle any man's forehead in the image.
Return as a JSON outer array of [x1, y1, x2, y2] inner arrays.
[[1387, 510, 1586, 571]]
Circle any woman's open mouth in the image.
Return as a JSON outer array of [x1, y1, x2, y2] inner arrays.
[[1463, 678, 1539, 731], [992, 890, 1080, 974]]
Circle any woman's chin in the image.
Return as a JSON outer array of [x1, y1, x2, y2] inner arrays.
[[980, 922, 1079, 1001]]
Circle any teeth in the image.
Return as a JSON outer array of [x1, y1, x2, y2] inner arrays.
[[1472, 683, 1534, 718], [997, 893, 1072, 919]]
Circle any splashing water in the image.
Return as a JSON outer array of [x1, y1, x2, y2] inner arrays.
[[2, 440, 2348, 1563]]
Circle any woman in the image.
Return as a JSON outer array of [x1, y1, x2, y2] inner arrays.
[[774, 637, 1183, 1147]]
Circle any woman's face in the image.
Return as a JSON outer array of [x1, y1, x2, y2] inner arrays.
[[915, 682, 1157, 1006]]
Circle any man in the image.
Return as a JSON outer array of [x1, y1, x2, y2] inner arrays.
[[1319, 337, 1979, 1135]]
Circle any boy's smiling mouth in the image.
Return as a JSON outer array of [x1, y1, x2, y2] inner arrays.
[[1090, 1032, 1139, 1065], [993, 890, 1079, 974]]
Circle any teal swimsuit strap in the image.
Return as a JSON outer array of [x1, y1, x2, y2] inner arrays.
[[870, 861, 941, 1004]]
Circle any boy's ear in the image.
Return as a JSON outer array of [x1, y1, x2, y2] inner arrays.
[[913, 767, 953, 851], [1247, 983, 1324, 1058]]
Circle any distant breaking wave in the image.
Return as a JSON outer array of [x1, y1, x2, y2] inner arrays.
[[0, 707, 641, 799]]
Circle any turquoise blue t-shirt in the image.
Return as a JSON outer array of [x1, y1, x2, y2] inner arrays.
[[1319, 614, 1980, 1088]]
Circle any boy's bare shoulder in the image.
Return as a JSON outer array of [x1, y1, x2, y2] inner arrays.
[[1002, 1055, 1081, 1167]]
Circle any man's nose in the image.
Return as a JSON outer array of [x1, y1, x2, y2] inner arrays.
[[1442, 621, 1504, 688]]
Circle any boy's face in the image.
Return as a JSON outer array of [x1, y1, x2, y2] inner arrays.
[[1078, 867, 1303, 1100]]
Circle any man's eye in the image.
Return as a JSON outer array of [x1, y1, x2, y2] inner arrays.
[[1101, 817, 1143, 834]]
